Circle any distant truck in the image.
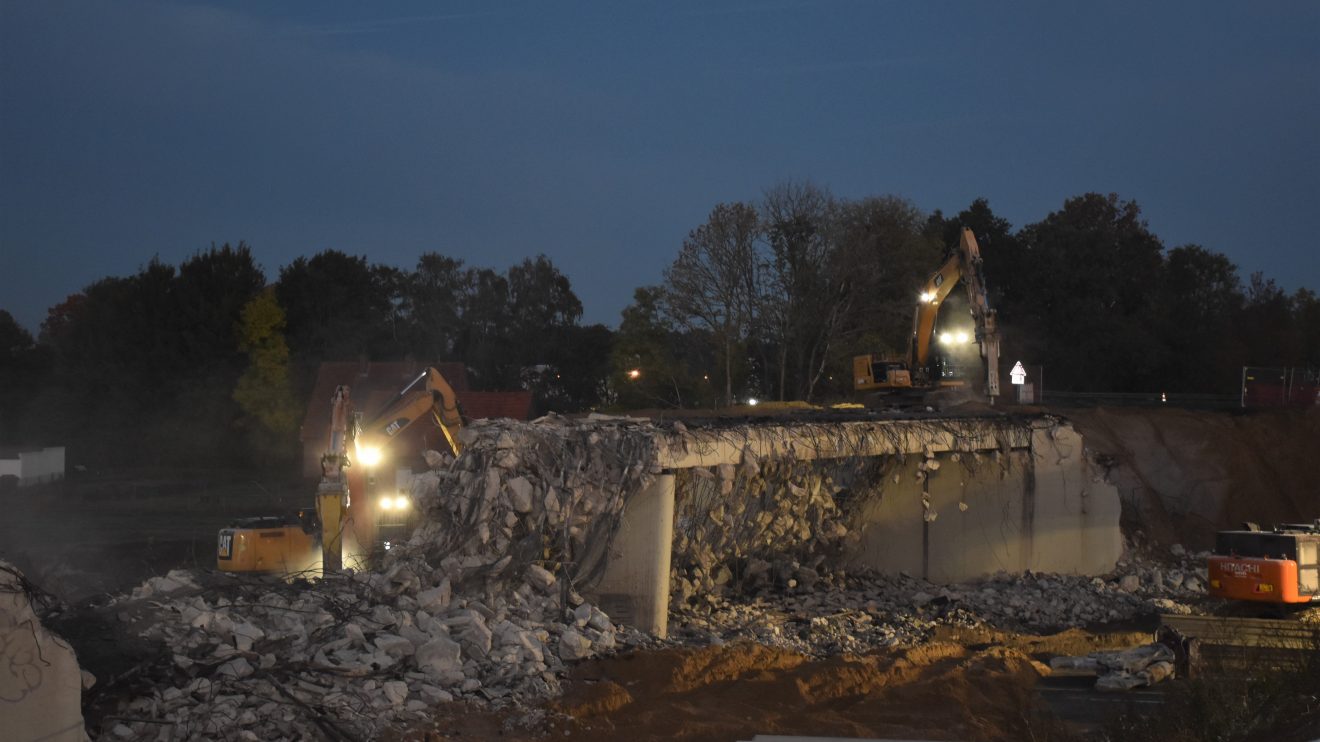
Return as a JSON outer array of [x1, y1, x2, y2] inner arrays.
[[1241, 367, 1319, 408]]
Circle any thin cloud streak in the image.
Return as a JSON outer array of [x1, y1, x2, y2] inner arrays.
[[725, 55, 931, 76], [288, 12, 501, 36], [680, 0, 833, 17]]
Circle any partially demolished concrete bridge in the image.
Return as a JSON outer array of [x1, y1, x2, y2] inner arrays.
[[592, 415, 1121, 637], [401, 412, 1122, 639]]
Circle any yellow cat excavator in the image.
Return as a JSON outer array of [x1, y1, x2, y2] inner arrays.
[[217, 367, 464, 574], [853, 227, 1001, 401]]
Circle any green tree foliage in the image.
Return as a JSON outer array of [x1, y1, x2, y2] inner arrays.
[[371, 264, 412, 357], [759, 182, 843, 401], [233, 289, 300, 463], [453, 267, 513, 389], [654, 192, 942, 406], [1158, 245, 1245, 392], [9, 187, 1318, 467], [1013, 193, 1169, 391], [1240, 272, 1297, 367], [405, 253, 467, 360], [32, 246, 266, 464], [830, 196, 940, 393], [530, 323, 614, 412], [663, 202, 761, 406], [38, 267, 180, 462], [951, 195, 1319, 393], [508, 255, 580, 371], [174, 243, 267, 367], [13, 245, 614, 465], [652, 187, 1320, 403], [275, 250, 395, 365], [611, 287, 712, 409], [0, 310, 48, 445], [1294, 288, 1320, 369], [509, 255, 583, 329], [505, 256, 596, 411], [0, 310, 34, 355], [395, 252, 603, 410]]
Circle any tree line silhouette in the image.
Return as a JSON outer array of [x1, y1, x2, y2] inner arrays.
[[1, 188, 1315, 468]]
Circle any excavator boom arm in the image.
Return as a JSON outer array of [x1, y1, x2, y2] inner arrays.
[[957, 229, 1000, 398], [902, 228, 1001, 397], [356, 367, 465, 458], [910, 253, 967, 368], [425, 368, 464, 456]]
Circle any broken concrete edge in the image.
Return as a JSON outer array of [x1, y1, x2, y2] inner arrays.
[[1, 560, 91, 742], [652, 414, 1041, 469]]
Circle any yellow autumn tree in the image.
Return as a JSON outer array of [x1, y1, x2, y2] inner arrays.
[[233, 289, 300, 461]]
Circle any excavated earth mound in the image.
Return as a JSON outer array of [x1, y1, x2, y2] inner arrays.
[[1065, 407, 1320, 549]]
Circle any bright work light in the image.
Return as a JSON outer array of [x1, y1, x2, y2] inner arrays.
[[357, 445, 383, 467]]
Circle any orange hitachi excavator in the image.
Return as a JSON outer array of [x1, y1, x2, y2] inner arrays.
[[853, 227, 1001, 401], [217, 367, 464, 574], [1208, 521, 1320, 607]]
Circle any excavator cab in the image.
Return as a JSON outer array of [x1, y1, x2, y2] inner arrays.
[[853, 356, 913, 390]]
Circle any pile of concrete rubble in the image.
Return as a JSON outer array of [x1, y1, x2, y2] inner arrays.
[[106, 557, 635, 741], [669, 551, 1209, 657], [1051, 643, 1177, 691], [99, 415, 668, 740], [671, 457, 857, 603], [90, 414, 1215, 739], [105, 548, 1205, 740], [402, 413, 661, 590]]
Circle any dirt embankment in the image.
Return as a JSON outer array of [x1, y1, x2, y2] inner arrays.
[[1064, 407, 1320, 550], [419, 639, 1083, 742]]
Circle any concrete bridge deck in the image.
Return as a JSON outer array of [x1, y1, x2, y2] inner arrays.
[[592, 414, 1122, 637]]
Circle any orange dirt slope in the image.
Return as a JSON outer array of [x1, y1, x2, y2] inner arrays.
[[418, 641, 1065, 742]]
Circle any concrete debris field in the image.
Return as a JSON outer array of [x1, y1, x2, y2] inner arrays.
[[3, 407, 1317, 740]]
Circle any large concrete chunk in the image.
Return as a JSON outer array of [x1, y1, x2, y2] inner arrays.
[[1, 562, 89, 742]]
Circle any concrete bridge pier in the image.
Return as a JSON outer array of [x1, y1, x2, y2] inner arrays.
[[591, 473, 675, 638]]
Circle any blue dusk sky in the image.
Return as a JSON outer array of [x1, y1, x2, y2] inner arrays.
[[2, 1, 1318, 332]]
